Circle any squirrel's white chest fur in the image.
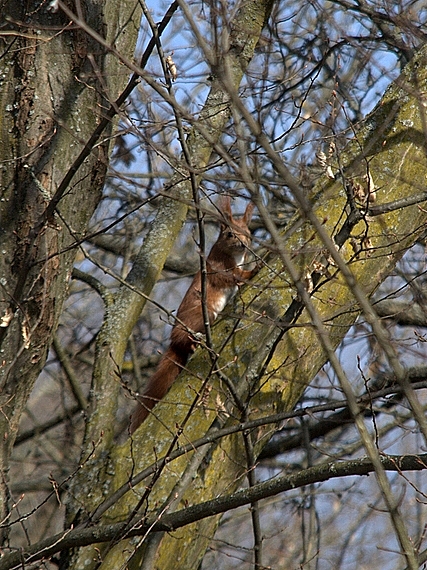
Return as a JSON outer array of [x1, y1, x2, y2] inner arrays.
[[211, 286, 238, 319], [210, 251, 245, 319]]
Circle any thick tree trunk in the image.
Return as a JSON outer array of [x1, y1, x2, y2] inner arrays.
[[0, 0, 141, 543]]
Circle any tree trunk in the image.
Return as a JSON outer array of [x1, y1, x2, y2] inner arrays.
[[0, 0, 141, 544]]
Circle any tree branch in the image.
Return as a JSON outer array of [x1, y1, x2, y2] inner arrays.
[[1, 453, 426, 570]]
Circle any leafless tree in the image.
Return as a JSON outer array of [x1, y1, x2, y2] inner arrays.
[[1, 1, 427, 569]]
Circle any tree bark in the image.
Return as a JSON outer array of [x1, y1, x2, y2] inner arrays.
[[0, 0, 141, 544]]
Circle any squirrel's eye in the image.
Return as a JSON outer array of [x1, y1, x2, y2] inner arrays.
[[227, 231, 234, 238]]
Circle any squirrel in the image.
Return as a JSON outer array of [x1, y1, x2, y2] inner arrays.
[[129, 197, 258, 433]]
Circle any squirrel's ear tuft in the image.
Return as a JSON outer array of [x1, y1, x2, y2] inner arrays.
[[242, 202, 255, 225], [219, 195, 233, 223]]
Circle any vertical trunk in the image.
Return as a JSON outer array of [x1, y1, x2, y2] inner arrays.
[[0, 0, 141, 543]]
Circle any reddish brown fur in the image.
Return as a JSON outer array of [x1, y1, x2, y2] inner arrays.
[[129, 198, 257, 433]]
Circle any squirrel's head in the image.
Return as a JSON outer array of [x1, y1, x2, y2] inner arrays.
[[217, 196, 254, 254]]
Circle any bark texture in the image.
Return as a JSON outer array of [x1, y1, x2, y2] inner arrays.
[[0, 0, 141, 544]]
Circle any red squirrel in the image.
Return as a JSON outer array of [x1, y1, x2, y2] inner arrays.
[[129, 197, 258, 433]]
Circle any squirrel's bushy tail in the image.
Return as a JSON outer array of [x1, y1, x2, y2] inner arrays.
[[129, 347, 187, 433]]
